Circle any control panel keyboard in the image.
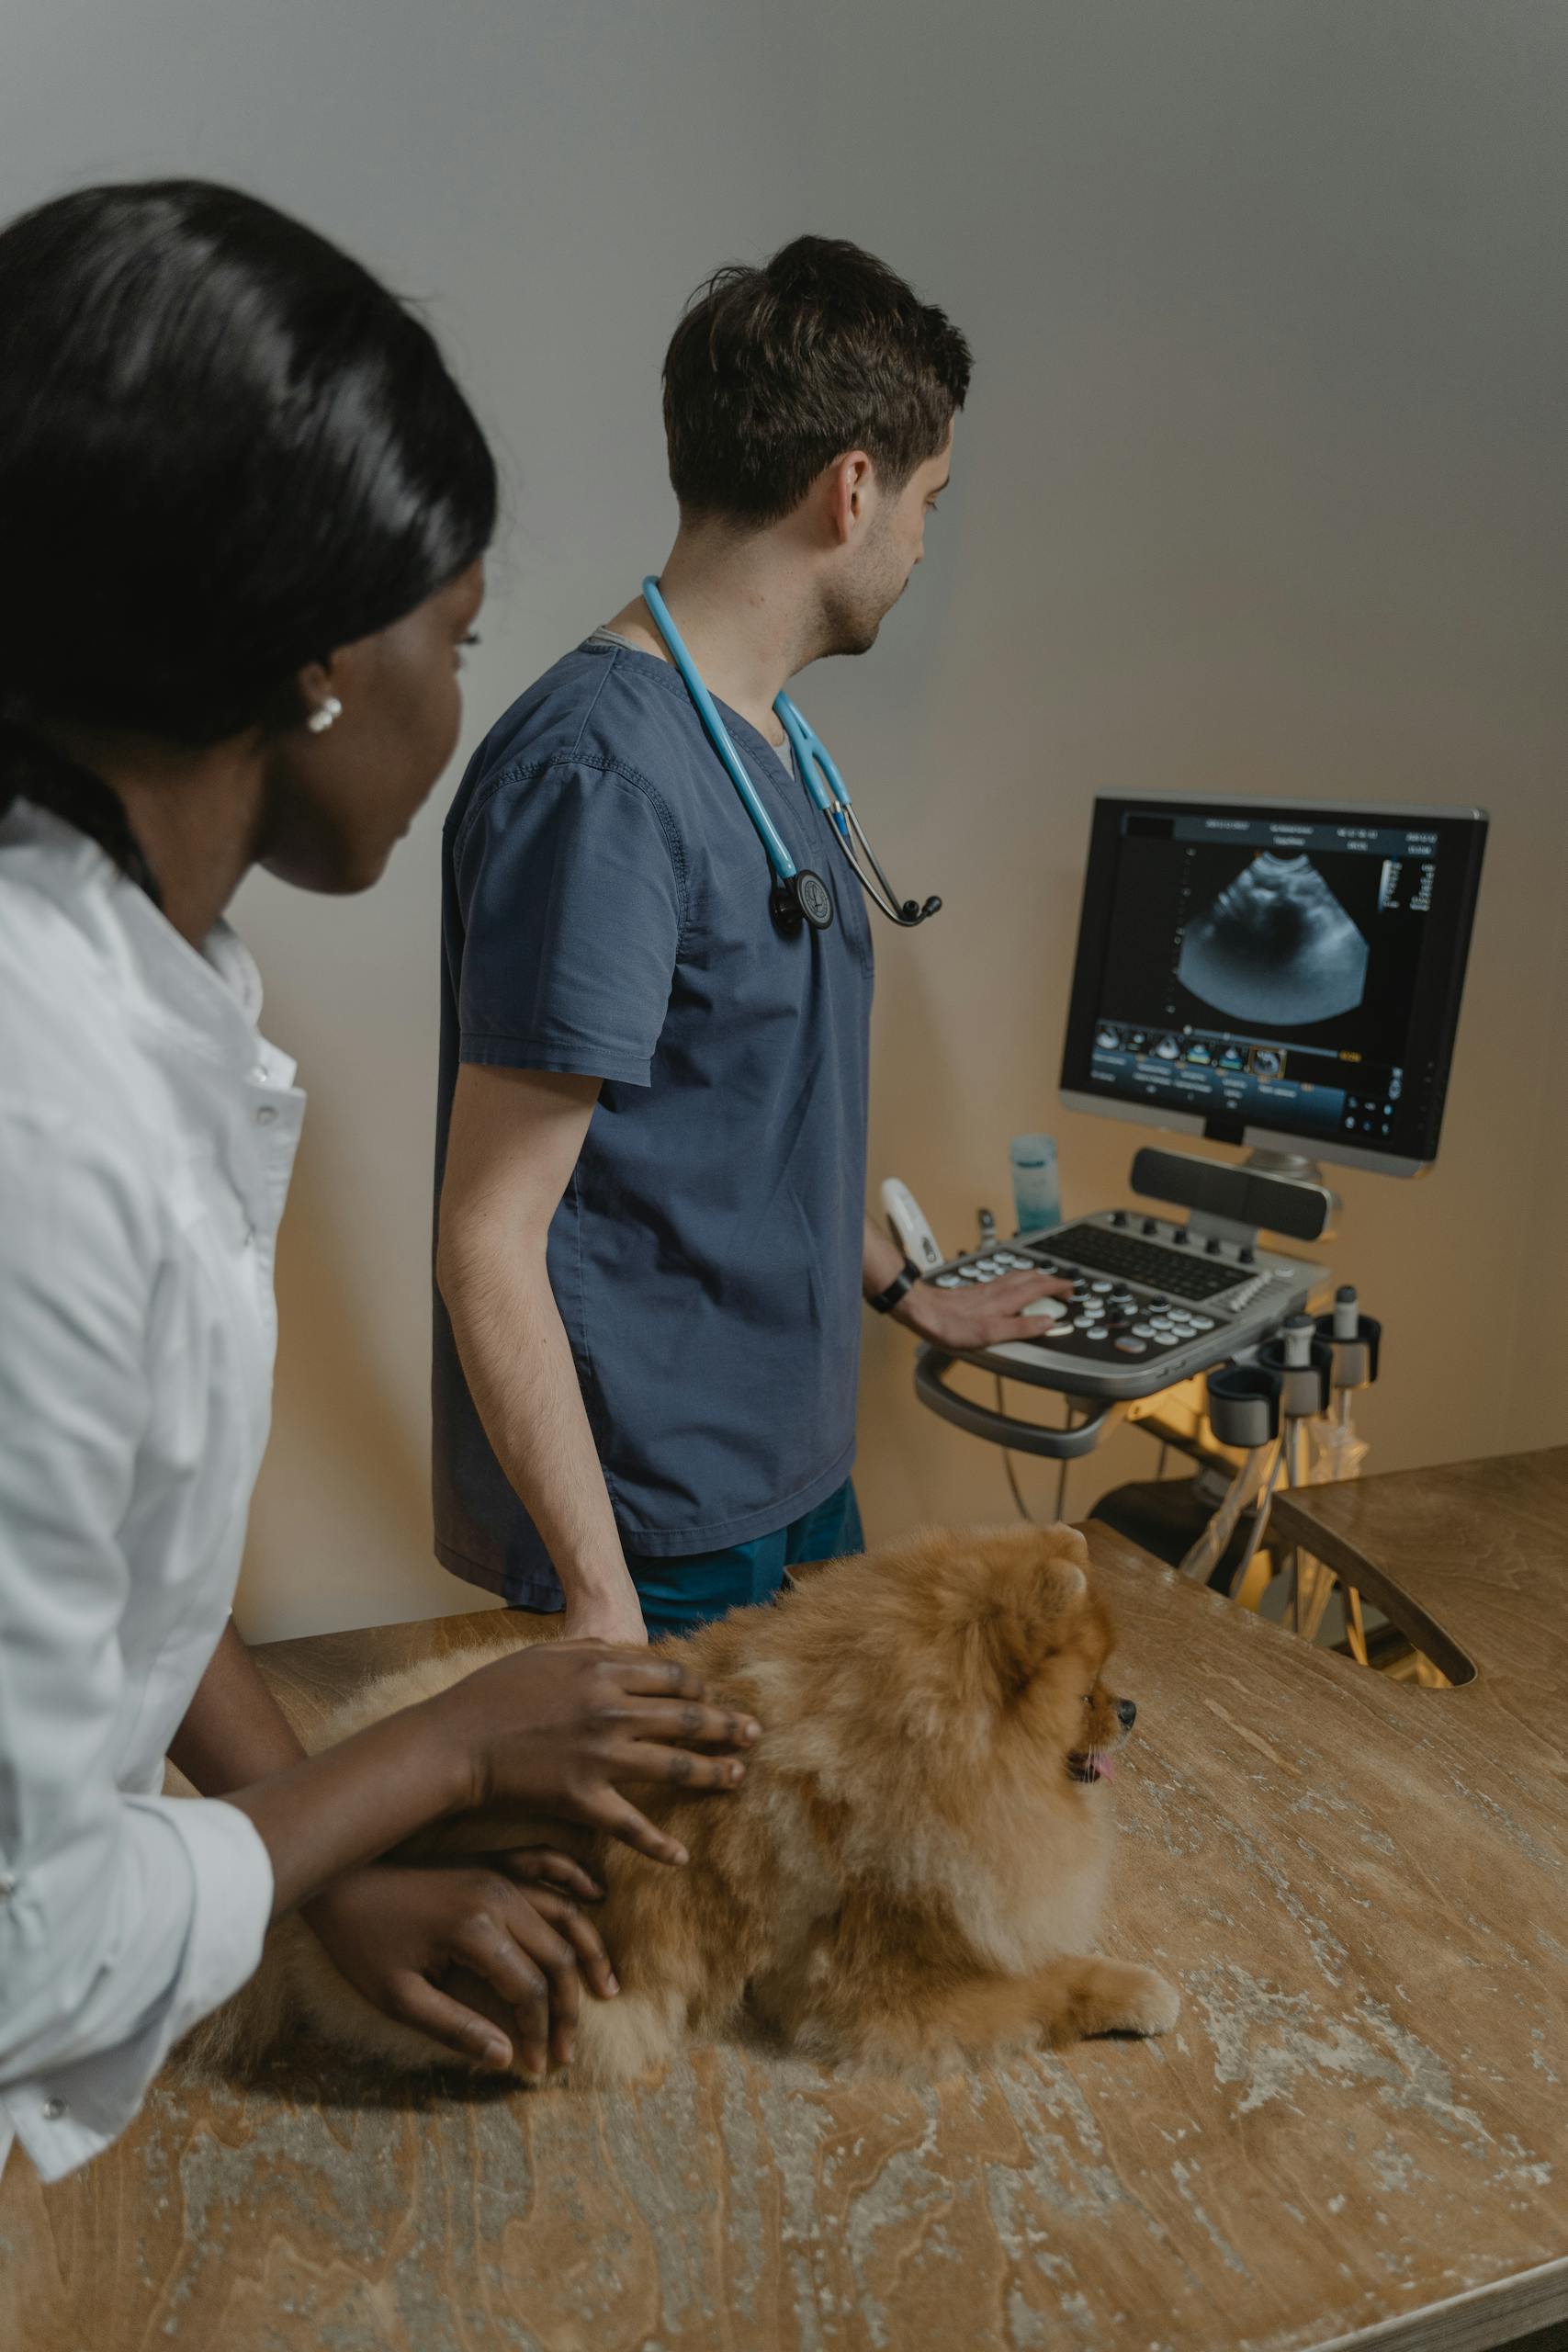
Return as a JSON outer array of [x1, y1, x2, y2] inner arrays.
[[924, 1210, 1317, 1399]]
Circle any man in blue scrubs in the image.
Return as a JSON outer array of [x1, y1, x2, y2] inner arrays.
[[433, 237, 1065, 1641]]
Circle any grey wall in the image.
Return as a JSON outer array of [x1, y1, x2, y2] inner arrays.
[[4, 3, 1563, 1636]]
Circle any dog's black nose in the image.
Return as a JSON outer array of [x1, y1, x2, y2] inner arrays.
[[1117, 1698, 1137, 1728]]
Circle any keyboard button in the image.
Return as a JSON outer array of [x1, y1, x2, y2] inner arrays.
[[1085, 1326, 1109, 1341], [1045, 1223, 1247, 1300], [1114, 1337, 1148, 1356], [935, 1274, 963, 1288], [1131, 1322, 1155, 1339]]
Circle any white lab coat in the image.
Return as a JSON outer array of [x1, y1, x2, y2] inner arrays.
[[0, 802, 298, 2179]]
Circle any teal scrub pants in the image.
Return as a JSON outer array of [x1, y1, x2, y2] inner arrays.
[[626, 1480, 864, 1640]]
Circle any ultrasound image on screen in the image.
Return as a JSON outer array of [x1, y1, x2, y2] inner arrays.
[[1069, 799, 1486, 1169], [1175, 853, 1370, 1028], [1092, 827, 1425, 1069]]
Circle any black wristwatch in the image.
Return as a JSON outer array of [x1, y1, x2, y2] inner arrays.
[[866, 1257, 921, 1316]]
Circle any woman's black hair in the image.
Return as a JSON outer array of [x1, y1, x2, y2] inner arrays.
[[0, 179, 499, 903]]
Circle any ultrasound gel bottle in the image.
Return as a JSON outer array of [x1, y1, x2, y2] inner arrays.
[[1010, 1135, 1062, 1239]]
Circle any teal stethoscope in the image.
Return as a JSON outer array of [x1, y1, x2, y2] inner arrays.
[[641, 575, 942, 934]]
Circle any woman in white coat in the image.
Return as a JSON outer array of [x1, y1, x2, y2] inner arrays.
[[0, 179, 758, 2181]]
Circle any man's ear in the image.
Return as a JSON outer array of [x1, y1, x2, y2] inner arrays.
[[823, 448, 875, 545]]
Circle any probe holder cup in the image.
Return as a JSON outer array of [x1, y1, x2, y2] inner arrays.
[[1314, 1311, 1382, 1392], [1255, 1333, 1334, 1420], [1205, 1363, 1282, 1451]]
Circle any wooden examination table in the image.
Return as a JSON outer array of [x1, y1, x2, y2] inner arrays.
[[4, 1447, 1565, 2351]]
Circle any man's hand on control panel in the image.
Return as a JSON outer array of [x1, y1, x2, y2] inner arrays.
[[891, 1261, 1074, 1351]]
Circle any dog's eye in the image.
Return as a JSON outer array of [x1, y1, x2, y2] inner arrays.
[[1081, 1692, 1093, 1706]]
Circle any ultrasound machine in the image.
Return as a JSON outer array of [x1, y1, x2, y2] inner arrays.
[[903, 794, 1487, 1656]]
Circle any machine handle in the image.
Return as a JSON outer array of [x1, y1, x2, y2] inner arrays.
[[914, 1349, 1122, 1459]]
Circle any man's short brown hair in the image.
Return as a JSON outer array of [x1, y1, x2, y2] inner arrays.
[[662, 235, 971, 526]]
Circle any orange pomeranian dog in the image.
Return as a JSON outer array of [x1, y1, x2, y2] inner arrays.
[[192, 1522, 1179, 2084]]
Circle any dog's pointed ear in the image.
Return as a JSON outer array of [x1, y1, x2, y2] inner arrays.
[[969, 1527, 1093, 1702], [1043, 1523, 1089, 1607], [1047, 1556, 1088, 1606]]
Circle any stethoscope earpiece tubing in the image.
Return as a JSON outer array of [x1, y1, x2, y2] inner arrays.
[[641, 573, 941, 933], [641, 576, 803, 892]]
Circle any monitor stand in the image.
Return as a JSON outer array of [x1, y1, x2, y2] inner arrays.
[[1238, 1148, 1342, 1235], [1243, 1146, 1325, 1187]]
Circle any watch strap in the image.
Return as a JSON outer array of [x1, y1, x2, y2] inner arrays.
[[867, 1258, 920, 1316]]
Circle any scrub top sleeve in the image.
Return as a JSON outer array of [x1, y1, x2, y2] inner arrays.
[[452, 757, 684, 1089]]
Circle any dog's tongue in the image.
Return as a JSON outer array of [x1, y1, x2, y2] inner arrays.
[[1091, 1754, 1116, 1782]]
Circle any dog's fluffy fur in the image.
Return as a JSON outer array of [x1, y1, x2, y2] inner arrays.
[[196, 1523, 1178, 2085]]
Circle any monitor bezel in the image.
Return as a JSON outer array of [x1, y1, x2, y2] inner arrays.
[[1057, 793, 1488, 1178]]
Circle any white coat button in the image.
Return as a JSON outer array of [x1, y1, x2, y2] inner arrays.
[[42, 2097, 67, 2120], [254, 1104, 278, 1126], [0, 1871, 16, 1897]]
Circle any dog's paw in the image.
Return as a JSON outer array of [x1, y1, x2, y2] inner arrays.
[[1106, 1964, 1180, 2038]]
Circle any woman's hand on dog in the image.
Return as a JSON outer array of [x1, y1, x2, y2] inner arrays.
[[424, 1644, 762, 1866], [302, 1849, 616, 2078]]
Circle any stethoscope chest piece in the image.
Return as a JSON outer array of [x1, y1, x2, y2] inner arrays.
[[772, 870, 835, 933]]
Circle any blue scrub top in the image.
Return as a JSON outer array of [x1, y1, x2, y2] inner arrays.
[[432, 638, 874, 1609]]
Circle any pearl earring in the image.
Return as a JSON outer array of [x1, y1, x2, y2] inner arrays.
[[306, 694, 343, 735]]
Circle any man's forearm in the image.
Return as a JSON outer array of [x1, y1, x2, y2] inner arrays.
[[441, 1242, 633, 1612], [863, 1213, 906, 1298]]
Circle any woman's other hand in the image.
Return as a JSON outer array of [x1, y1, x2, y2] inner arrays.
[[302, 1849, 615, 2079]]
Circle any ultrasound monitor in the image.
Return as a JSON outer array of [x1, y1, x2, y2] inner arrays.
[[1059, 797, 1487, 1176]]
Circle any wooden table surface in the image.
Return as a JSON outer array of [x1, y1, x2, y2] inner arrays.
[[5, 1448, 1566, 2352]]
